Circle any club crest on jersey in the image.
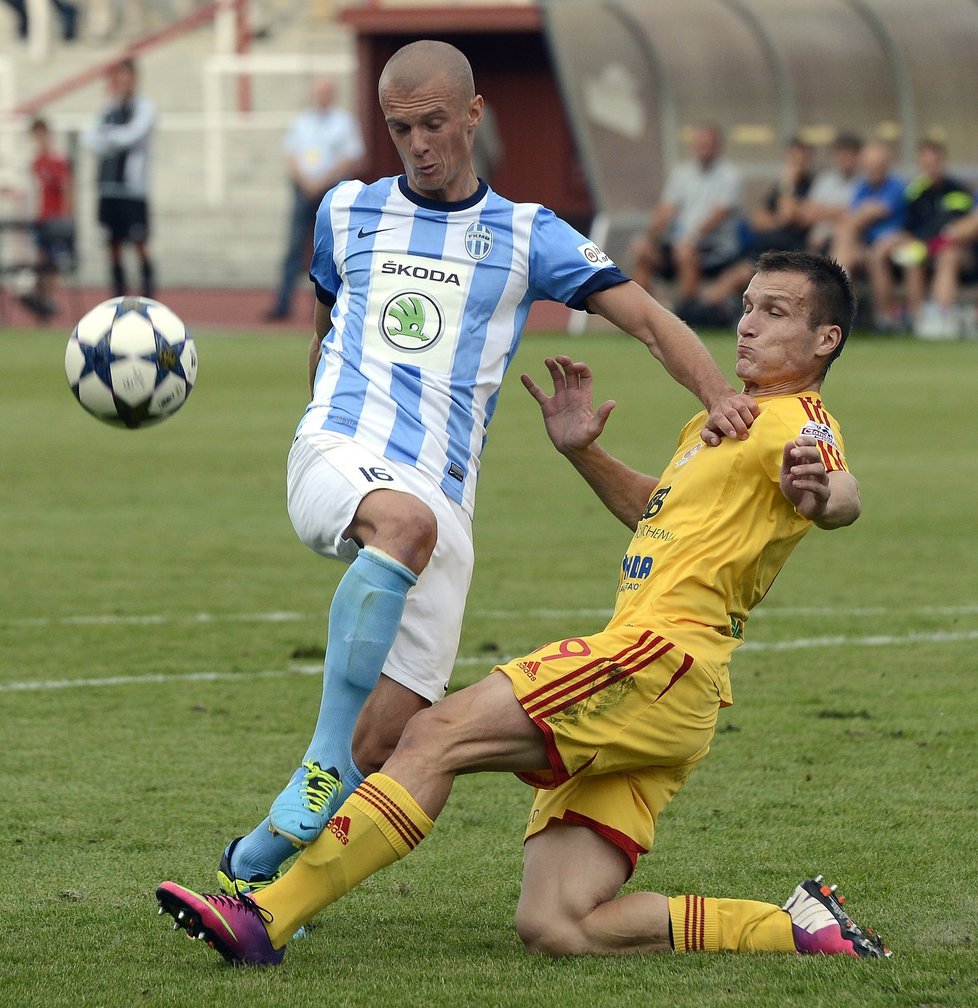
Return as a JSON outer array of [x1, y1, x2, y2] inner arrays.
[[465, 222, 493, 260], [799, 420, 837, 448], [380, 292, 444, 353], [578, 241, 613, 267]]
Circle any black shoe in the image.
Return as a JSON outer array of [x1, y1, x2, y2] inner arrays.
[[264, 307, 291, 322], [216, 836, 281, 897]]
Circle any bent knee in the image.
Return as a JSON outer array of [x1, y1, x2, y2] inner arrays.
[[515, 905, 590, 957], [354, 492, 438, 573], [397, 704, 448, 754], [388, 703, 468, 773], [390, 498, 438, 552]]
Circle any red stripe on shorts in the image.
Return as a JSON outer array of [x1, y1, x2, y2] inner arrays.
[[521, 630, 660, 707], [523, 635, 672, 719]]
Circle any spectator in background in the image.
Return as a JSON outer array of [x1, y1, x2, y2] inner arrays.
[[874, 140, 974, 338], [1, 0, 77, 41], [629, 123, 744, 318], [913, 200, 978, 339], [83, 58, 157, 298], [685, 136, 816, 326], [265, 76, 365, 322], [802, 133, 863, 254], [20, 117, 74, 320], [829, 139, 905, 331]]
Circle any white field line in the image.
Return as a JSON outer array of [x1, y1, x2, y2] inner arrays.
[[2, 627, 978, 694], [3, 611, 308, 627], [3, 603, 978, 630]]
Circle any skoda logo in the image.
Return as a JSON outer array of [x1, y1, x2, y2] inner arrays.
[[380, 291, 444, 352]]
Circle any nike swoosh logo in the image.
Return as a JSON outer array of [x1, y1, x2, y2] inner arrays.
[[357, 225, 395, 239], [209, 904, 238, 939]]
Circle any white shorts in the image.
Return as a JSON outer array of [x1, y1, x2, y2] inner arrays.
[[286, 430, 475, 703]]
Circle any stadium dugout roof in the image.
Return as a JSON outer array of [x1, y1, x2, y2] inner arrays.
[[541, 0, 978, 259]]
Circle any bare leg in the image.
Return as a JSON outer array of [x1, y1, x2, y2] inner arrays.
[[133, 238, 155, 297], [902, 261, 927, 318], [700, 259, 752, 307], [866, 234, 901, 321], [931, 244, 966, 308], [108, 240, 126, 296], [382, 671, 548, 817], [829, 219, 864, 278], [629, 235, 661, 296], [517, 821, 671, 955], [672, 239, 702, 302], [350, 675, 430, 774]]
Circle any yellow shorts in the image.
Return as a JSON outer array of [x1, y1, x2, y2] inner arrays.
[[495, 625, 725, 871]]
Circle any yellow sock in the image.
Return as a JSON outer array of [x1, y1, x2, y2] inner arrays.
[[668, 895, 796, 953], [256, 773, 434, 948]]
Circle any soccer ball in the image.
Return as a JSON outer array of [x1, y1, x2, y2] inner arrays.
[[65, 296, 197, 429]]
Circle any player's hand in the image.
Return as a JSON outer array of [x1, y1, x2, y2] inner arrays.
[[779, 435, 830, 519], [701, 392, 759, 446], [521, 355, 615, 456]]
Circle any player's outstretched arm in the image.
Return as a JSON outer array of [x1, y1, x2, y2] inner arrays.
[[585, 281, 759, 446], [780, 435, 861, 529], [521, 355, 658, 530]]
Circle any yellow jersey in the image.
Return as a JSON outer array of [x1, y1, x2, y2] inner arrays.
[[610, 391, 849, 700]]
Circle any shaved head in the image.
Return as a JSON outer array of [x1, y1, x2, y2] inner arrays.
[[378, 39, 483, 202], [379, 40, 475, 105]]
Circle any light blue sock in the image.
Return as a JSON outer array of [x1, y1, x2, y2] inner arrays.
[[230, 549, 414, 881], [341, 760, 367, 796], [323, 761, 367, 823], [228, 818, 298, 880], [301, 545, 416, 772]]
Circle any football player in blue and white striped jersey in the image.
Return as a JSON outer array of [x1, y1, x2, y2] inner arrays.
[[217, 40, 757, 895]]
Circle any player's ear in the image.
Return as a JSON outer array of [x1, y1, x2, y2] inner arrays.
[[469, 94, 484, 129], [815, 323, 842, 360]]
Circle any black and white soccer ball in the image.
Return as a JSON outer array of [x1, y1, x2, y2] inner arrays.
[[64, 296, 197, 429]]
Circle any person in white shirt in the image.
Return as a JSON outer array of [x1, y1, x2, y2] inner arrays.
[[266, 77, 365, 321], [83, 58, 156, 297], [630, 123, 744, 315], [801, 133, 863, 254]]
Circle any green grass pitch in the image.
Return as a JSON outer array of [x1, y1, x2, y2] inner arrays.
[[1, 323, 975, 1007]]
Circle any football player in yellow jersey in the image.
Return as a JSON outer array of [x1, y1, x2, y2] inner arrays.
[[157, 250, 890, 964]]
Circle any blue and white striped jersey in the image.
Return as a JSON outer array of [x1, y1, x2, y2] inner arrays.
[[298, 175, 628, 515]]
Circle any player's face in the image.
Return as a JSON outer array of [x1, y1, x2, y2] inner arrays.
[[735, 271, 839, 395], [381, 72, 481, 203]]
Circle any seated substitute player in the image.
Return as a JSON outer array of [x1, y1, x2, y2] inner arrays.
[[158, 250, 891, 965], [217, 39, 758, 898]]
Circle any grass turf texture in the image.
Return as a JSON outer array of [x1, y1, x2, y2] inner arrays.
[[1, 324, 975, 1008]]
